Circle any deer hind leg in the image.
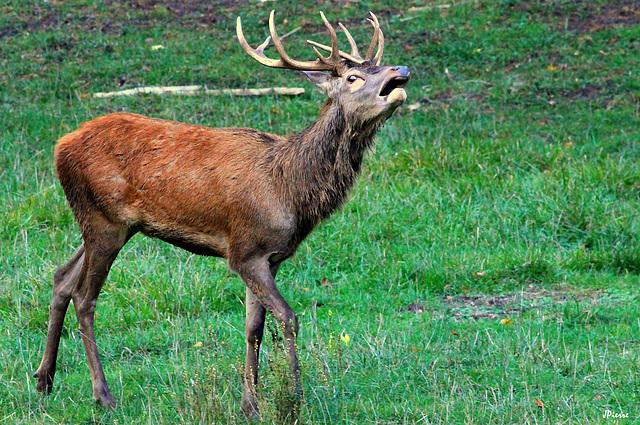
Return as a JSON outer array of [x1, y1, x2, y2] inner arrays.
[[72, 219, 130, 408], [35, 245, 86, 394], [232, 257, 301, 417], [241, 263, 280, 418]]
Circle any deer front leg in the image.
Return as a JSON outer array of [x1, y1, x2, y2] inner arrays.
[[34, 245, 86, 394], [232, 257, 301, 417], [241, 263, 280, 418], [72, 223, 128, 408]]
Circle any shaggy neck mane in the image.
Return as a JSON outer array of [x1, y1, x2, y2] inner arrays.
[[268, 99, 380, 235]]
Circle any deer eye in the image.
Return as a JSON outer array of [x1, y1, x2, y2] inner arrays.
[[347, 75, 362, 83]]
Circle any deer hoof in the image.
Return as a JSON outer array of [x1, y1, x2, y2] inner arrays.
[[94, 389, 117, 409], [241, 394, 261, 420], [33, 370, 55, 394]]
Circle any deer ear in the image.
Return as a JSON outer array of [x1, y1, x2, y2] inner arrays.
[[302, 71, 333, 93]]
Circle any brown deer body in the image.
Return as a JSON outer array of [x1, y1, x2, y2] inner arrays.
[[34, 11, 409, 417]]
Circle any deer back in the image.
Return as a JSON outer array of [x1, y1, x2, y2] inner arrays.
[[55, 112, 295, 258]]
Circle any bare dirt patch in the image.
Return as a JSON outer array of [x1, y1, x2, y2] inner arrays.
[[0, 0, 249, 39], [566, 0, 640, 33], [442, 293, 528, 320], [404, 288, 612, 321], [560, 84, 603, 100], [122, 0, 246, 26], [503, 1, 639, 34]]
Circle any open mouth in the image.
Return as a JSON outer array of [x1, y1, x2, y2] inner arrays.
[[379, 76, 409, 97]]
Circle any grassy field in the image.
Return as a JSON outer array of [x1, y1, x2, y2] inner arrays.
[[1, 0, 639, 423]]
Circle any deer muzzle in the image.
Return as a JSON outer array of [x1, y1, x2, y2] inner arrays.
[[380, 66, 410, 104]]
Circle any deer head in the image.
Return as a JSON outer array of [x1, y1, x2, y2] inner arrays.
[[237, 10, 410, 125]]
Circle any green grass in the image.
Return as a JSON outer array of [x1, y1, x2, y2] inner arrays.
[[1, 0, 639, 423]]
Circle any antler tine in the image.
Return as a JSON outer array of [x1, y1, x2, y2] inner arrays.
[[365, 12, 384, 65], [237, 16, 284, 68], [311, 45, 329, 64], [338, 22, 361, 59], [372, 15, 384, 65], [318, 12, 341, 65], [255, 36, 272, 55], [267, 10, 298, 68], [307, 40, 364, 64]]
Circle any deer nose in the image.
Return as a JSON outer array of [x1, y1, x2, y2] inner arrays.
[[391, 66, 410, 78]]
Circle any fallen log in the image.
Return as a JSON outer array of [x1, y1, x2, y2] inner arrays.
[[93, 86, 305, 98]]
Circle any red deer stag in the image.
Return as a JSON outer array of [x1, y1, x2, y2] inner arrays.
[[34, 10, 409, 416]]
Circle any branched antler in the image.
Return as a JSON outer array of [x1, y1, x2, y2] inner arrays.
[[237, 10, 339, 71], [236, 11, 385, 72]]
